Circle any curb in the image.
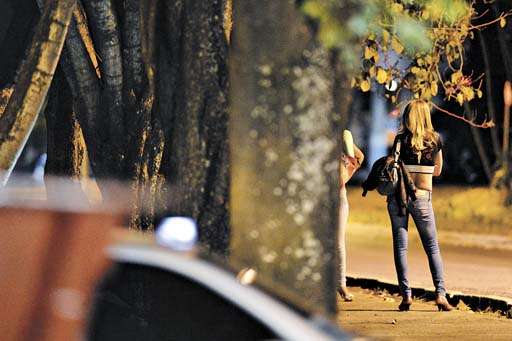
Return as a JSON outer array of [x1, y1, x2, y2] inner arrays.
[[346, 276, 512, 318]]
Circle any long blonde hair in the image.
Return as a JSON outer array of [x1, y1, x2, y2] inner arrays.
[[399, 99, 437, 160]]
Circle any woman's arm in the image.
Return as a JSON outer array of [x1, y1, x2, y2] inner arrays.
[[354, 144, 364, 166], [433, 150, 443, 177]]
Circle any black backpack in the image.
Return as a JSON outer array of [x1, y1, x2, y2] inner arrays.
[[362, 140, 401, 197]]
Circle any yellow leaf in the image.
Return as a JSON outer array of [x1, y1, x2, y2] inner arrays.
[[382, 29, 390, 45], [476, 89, 483, 98], [391, 38, 404, 54], [500, 17, 506, 28], [456, 93, 464, 105], [391, 3, 403, 13], [376, 68, 388, 84], [451, 71, 463, 84], [430, 82, 438, 96], [360, 79, 371, 92], [422, 87, 431, 100], [461, 87, 475, 101], [369, 66, 376, 77], [364, 46, 372, 60], [411, 66, 421, 74], [364, 46, 379, 61], [350, 77, 357, 88]]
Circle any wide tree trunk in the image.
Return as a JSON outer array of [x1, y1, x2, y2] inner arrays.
[[39, 0, 231, 253], [230, 0, 342, 315], [2, 0, 229, 251], [157, 0, 230, 253]]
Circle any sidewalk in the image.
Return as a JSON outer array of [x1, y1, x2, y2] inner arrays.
[[337, 287, 512, 340], [347, 222, 512, 300]]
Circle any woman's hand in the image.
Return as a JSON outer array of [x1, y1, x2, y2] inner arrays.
[[354, 144, 365, 167]]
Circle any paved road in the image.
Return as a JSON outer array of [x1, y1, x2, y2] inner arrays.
[[337, 287, 512, 340], [346, 223, 512, 300]]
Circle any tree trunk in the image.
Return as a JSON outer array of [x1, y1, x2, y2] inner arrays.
[[44, 68, 88, 202], [156, 0, 230, 252], [478, 31, 501, 161], [230, 0, 341, 316], [0, 0, 76, 185], [1, 0, 232, 249], [83, 0, 125, 177], [38, 0, 231, 252]]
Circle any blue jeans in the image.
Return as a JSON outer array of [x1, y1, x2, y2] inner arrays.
[[387, 193, 446, 298]]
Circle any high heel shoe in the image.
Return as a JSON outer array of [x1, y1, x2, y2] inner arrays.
[[398, 296, 412, 311], [435, 295, 454, 311], [338, 287, 354, 302]]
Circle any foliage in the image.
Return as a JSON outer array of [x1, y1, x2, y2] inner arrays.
[[348, 186, 512, 236], [0, 87, 13, 114], [302, 0, 512, 127]]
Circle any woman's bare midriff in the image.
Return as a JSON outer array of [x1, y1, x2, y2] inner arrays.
[[409, 172, 433, 192]]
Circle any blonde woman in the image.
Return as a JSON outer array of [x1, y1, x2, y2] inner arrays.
[[388, 99, 453, 312], [339, 130, 364, 301]]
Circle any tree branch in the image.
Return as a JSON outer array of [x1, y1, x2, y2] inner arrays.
[[83, 0, 125, 175], [477, 30, 501, 160], [44, 69, 88, 202], [465, 103, 492, 181], [58, 6, 104, 177], [0, 0, 77, 185], [122, 0, 144, 100], [432, 103, 494, 128]]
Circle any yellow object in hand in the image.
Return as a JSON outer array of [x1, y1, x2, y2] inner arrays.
[[343, 130, 355, 158]]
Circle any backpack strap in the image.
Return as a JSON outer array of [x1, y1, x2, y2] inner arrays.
[[393, 138, 401, 163]]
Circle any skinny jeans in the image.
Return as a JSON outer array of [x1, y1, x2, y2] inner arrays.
[[387, 193, 446, 298]]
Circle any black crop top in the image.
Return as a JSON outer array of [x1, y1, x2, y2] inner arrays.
[[393, 132, 443, 166]]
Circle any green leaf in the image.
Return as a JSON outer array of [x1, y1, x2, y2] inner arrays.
[[425, 0, 470, 24], [301, 1, 326, 19], [396, 17, 431, 53]]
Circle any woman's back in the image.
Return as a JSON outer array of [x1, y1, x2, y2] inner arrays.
[[396, 132, 442, 166], [394, 132, 443, 191]]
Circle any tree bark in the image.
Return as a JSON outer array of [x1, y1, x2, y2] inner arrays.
[[19, 0, 231, 251], [230, 0, 340, 316], [83, 0, 125, 176], [0, 0, 76, 185], [156, 0, 230, 252], [466, 103, 493, 181], [478, 31, 501, 161], [44, 68, 88, 202]]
